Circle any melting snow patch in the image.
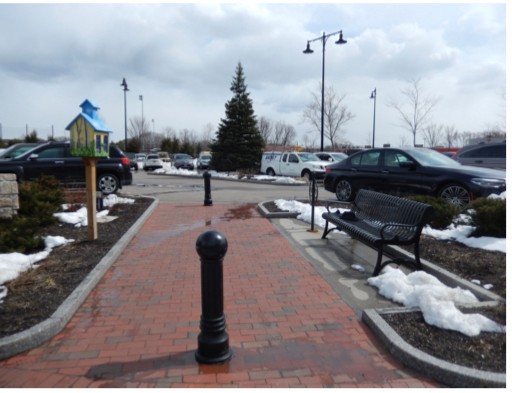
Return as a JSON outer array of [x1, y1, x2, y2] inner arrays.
[[368, 267, 506, 336]]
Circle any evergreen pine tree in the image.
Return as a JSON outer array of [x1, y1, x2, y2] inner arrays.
[[210, 62, 264, 172]]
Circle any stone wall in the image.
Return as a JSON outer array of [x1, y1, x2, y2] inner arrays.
[[0, 173, 19, 218]]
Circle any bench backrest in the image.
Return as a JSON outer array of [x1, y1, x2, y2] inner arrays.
[[353, 189, 432, 228]]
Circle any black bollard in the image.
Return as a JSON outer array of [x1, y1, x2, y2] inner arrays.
[[96, 191, 104, 211], [308, 174, 318, 232], [203, 171, 212, 206], [195, 230, 232, 364]]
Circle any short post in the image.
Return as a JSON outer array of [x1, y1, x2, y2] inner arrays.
[[195, 230, 231, 364], [308, 174, 318, 232], [96, 191, 104, 211], [203, 171, 212, 206]]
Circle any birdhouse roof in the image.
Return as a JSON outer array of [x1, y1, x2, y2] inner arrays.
[[65, 99, 112, 133]]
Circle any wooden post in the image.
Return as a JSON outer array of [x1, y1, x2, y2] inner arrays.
[[83, 157, 98, 240]]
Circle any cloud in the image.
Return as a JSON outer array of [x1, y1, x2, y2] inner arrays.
[[0, 3, 506, 147]]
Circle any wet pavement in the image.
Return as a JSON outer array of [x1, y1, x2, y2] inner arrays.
[[0, 201, 442, 388]]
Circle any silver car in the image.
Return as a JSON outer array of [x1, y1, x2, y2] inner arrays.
[[453, 143, 506, 170], [173, 153, 195, 170]]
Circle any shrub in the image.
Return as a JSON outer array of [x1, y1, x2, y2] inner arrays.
[[0, 216, 44, 253], [406, 195, 461, 230], [468, 197, 506, 238], [0, 177, 64, 253], [18, 176, 64, 226]]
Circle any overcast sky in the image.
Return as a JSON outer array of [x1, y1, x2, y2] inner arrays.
[[0, 1, 507, 149]]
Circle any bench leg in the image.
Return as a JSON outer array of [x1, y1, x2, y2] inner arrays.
[[412, 241, 423, 271], [321, 220, 332, 239], [372, 247, 385, 276], [372, 241, 423, 276]]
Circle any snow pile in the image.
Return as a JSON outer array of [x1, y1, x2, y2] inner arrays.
[[0, 236, 73, 302], [368, 267, 506, 336]]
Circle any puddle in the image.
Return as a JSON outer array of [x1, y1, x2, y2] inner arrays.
[[218, 204, 257, 221]]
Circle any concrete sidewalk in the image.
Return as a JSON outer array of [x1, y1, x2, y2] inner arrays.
[[0, 202, 440, 388]]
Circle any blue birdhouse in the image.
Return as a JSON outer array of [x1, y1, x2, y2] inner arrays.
[[66, 99, 112, 157]]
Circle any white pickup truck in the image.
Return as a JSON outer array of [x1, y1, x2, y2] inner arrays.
[[260, 151, 327, 180]]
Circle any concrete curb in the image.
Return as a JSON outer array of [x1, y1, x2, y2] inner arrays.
[[0, 196, 159, 360], [258, 200, 506, 388]]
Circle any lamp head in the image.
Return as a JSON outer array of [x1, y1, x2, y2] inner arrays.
[[121, 78, 129, 91], [370, 88, 376, 99], [303, 42, 313, 54], [335, 31, 347, 45]]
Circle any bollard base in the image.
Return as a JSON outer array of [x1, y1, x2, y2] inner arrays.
[[195, 348, 232, 364], [195, 331, 232, 364]]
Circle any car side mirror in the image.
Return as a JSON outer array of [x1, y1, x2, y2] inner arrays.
[[29, 154, 39, 161], [399, 161, 415, 169]]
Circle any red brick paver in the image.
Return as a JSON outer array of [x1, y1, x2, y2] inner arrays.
[[0, 202, 440, 388]]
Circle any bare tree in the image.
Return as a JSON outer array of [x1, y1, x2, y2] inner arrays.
[[200, 123, 215, 149], [389, 78, 439, 147], [302, 133, 316, 151], [458, 131, 475, 146], [302, 83, 355, 151], [443, 125, 459, 148], [273, 121, 296, 147], [398, 134, 409, 147], [422, 123, 444, 147], [258, 117, 273, 145]]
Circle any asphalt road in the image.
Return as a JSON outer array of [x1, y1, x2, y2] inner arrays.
[[121, 170, 334, 203]]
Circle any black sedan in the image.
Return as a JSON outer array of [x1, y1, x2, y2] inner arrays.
[[323, 147, 506, 208], [0, 141, 133, 195]]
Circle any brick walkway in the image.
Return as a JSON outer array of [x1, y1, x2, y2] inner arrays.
[[0, 203, 440, 388]]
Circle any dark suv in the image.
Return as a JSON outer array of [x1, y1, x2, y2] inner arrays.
[[0, 141, 132, 194]]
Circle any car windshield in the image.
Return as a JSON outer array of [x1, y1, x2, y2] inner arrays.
[[297, 152, 320, 162], [407, 148, 463, 167], [147, 155, 159, 160], [331, 153, 347, 161], [176, 154, 192, 159], [0, 144, 38, 159]]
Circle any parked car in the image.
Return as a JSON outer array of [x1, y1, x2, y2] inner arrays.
[[158, 151, 171, 162], [0, 141, 132, 194], [125, 153, 139, 171], [315, 152, 348, 163], [323, 147, 506, 208], [260, 151, 326, 179], [452, 142, 506, 170], [143, 154, 163, 171], [0, 143, 41, 159], [173, 153, 195, 170], [197, 154, 212, 170]]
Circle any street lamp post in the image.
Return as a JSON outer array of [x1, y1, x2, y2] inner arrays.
[[139, 95, 144, 133], [121, 78, 129, 150], [370, 88, 376, 148], [303, 29, 347, 152]]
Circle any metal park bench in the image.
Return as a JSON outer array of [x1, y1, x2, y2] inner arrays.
[[321, 189, 433, 276]]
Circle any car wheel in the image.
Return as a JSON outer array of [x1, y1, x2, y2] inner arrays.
[[301, 170, 311, 181], [335, 179, 354, 202], [438, 184, 470, 208], [266, 168, 276, 176], [98, 173, 119, 195]]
